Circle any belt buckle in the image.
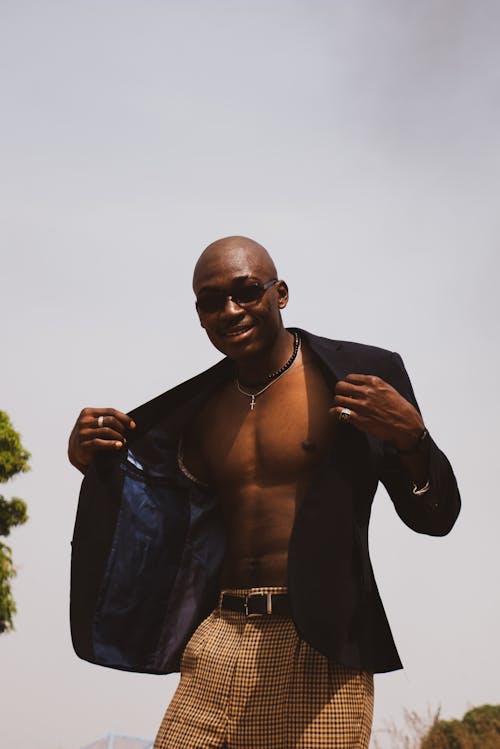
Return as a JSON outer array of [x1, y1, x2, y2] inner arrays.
[[244, 591, 272, 617]]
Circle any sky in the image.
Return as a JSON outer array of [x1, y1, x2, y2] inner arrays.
[[1, 1, 499, 747]]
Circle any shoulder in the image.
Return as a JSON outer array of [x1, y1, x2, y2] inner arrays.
[[336, 338, 394, 358], [298, 328, 408, 386], [128, 357, 232, 434], [300, 328, 397, 361]]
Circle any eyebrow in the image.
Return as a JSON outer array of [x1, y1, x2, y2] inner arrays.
[[196, 275, 260, 294]]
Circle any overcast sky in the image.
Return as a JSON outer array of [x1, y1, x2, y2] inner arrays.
[[1, 2, 499, 748]]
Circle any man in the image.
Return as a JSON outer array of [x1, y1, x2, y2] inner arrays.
[[68, 236, 460, 749]]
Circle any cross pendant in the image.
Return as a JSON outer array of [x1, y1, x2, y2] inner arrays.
[[250, 395, 256, 410]]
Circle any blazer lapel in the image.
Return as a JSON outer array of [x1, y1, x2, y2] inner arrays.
[[298, 327, 378, 479], [298, 328, 355, 382]]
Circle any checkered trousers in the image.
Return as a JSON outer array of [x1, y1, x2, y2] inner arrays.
[[154, 587, 374, 749]]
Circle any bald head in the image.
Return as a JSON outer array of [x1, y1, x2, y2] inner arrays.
[[193, 236, 278, 293]]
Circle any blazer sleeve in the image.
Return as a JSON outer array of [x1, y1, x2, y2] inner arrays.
[[378, 351, 461, 536]]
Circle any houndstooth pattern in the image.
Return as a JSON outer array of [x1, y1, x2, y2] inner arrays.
[[154, 587, 373, 749]]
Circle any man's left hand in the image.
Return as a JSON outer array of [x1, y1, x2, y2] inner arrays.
[[331, 374, 425, 451]]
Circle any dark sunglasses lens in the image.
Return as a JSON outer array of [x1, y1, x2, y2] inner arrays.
[[197, 294, 225, 313], [233, 285, 263, 304], [197, 284, 265, 312]]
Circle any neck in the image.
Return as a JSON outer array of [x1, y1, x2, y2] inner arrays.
[[236, 327, 295, 386]]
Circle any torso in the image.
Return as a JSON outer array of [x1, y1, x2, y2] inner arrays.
[[182, 342, 337, 587]]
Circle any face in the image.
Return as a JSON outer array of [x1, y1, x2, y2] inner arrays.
[[193, 247, 289, 361]]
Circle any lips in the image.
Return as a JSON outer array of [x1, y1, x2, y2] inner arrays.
[[221, 324, 254, 339]]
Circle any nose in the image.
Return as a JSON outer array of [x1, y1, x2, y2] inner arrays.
[[222, 296, 245, 315]]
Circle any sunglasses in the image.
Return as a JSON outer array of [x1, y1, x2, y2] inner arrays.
[[196, 278, 278, 314]]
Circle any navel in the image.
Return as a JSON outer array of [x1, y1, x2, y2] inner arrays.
[[301, 439, 317, 451]]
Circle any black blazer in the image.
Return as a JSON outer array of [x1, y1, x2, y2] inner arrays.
[[70, 330, 460, 675]]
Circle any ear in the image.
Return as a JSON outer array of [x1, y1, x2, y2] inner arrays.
[[275, 280, 289, 309], [195, 303, 206, 329]]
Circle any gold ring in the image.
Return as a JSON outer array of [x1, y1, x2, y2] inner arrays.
[[339, 408, 352, 423]]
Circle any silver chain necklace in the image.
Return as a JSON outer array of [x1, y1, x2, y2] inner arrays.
[[236, 333, 301, 410]]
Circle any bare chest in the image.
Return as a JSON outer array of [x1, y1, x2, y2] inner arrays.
[[190, 359, 336, 489]]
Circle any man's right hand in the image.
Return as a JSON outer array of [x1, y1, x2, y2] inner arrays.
[[68, 408, 136, 474]]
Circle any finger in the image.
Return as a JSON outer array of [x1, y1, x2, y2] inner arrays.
[[80, 437, 126, 451], [79, 426, 127, 443], [91, 415, 130, 433], [79, 408, 136, 430], [335, 380, 362, 398], [333, 393, 360, 410], [345, 374, 380, 386], [100, 408, 136, 430], [329, 405, 358, 425]]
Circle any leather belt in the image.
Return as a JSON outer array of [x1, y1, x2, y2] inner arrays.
[[220, 591, 291, 617]]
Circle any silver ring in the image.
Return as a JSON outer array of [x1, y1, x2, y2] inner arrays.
[[97, 415, 104, 428], [339, 407, 352, 423]]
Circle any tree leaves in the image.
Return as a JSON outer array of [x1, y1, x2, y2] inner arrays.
[[0, 410, 31, 483], [0, 411, 30, 633]]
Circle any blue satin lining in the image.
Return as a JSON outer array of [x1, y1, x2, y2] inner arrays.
[[92, 448, 225, 672]]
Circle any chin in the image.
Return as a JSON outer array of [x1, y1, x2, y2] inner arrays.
[[208, 331, 266, 361], [216, 339, 258, 361]]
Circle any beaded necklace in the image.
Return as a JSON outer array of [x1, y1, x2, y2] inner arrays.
[[235, 330, 301, 410]]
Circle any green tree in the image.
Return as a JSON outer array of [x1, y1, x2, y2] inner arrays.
[[0, 410, 30, 633], [420, 705, 500, 749], [374, 705, 500, 749], [463, 704, 500, 740]]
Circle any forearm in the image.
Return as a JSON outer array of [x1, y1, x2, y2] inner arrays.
[[391, 428, 431, 490], [381, 435, 461, 535]]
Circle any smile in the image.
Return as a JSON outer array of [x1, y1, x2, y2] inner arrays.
[[222, 325, 254, 338]]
